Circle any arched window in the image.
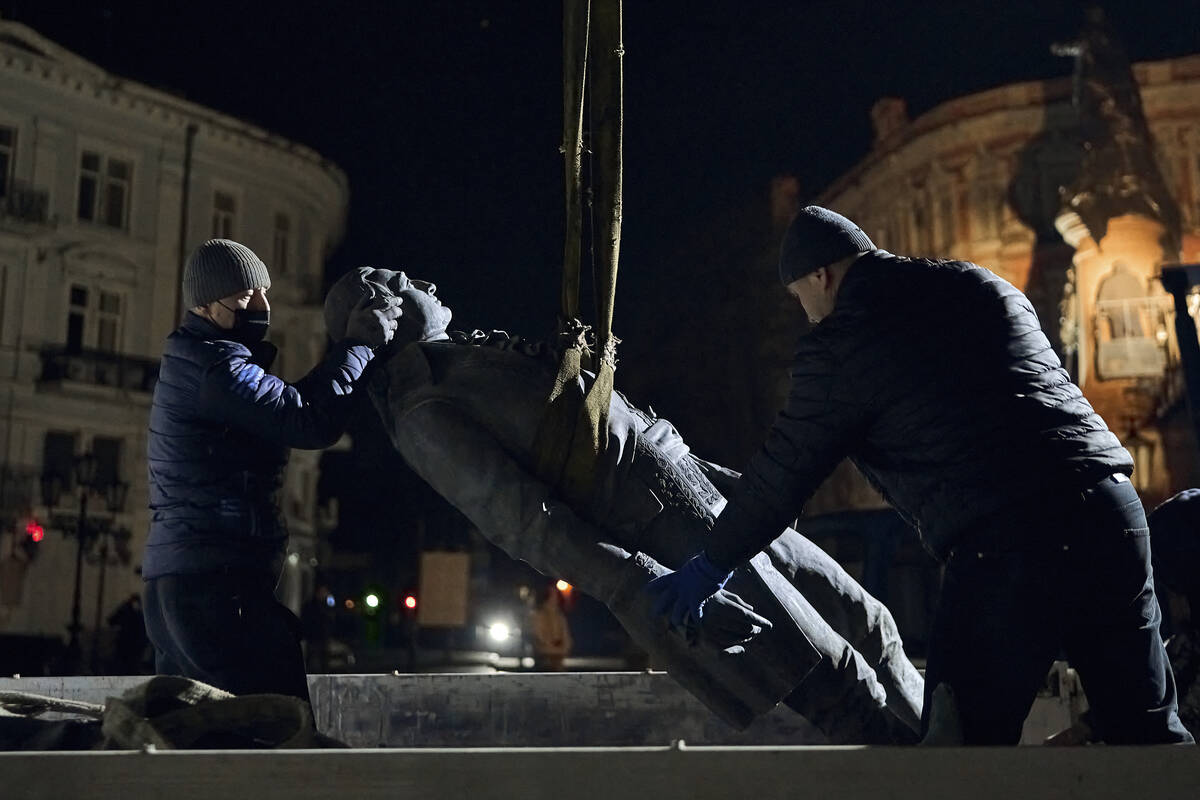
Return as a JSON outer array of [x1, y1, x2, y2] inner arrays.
[[1094, 263, 1168, 379], [1097, 266, 1146, 339], [1124, 427, 1163, 495]]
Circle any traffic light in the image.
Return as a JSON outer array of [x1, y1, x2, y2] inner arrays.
[[19, 519, 44, 560], [361, 585, 385, 618], [403, 594, 417, 611]]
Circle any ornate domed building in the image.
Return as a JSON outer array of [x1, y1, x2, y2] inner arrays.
[[813, 15, 1200, 510]]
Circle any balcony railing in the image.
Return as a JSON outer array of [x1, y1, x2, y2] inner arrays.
[[0, 180, 52, 226], [1094, 295, 1172, 380], [38, 347, 159, 394]]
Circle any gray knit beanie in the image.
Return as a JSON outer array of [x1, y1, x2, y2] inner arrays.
[[182, 239, 272, 309], [779, 206, 876, 285]]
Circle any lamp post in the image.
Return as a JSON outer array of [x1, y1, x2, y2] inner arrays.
[[39, 452, 127, 674], [69, 454, 95, 671], [88, 480, 131, 673]]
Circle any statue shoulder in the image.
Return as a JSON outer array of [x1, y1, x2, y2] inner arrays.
[[374, 341, 439, 400]]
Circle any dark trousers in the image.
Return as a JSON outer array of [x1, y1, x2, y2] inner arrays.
[[143, 570, 310, 702], [923, 475, 1193, 745]]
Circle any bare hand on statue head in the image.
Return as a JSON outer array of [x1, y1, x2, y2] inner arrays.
[[342, 294, 402, 349]]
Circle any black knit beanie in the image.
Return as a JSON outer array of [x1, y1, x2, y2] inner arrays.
[[778, 206, 876, 285], [182, 239, 272, 309]]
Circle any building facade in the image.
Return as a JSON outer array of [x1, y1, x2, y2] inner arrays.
[[0, 18, 348, 653], [812, 52, 1200, 512]]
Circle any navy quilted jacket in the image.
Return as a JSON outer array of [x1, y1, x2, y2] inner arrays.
[[706, 251, 1133, 565], [144, 313, 373, 578]]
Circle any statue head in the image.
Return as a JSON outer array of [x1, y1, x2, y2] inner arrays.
[[325, 267, 453, 345]]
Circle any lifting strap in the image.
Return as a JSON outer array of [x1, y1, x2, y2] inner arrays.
[[533, 0, 623, 507]]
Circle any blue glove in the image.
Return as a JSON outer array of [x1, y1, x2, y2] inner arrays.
[[645, 552, 734, 631]]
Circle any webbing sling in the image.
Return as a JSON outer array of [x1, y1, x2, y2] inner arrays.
[[533, 0, 623, 507]]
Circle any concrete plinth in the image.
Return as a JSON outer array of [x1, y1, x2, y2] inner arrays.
[[0, 669, 1081, 747], [0, 671, 825, 747]]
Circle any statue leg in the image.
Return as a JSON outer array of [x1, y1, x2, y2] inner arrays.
[[776, 595, 918, 744], [765, 528, 925, 736]]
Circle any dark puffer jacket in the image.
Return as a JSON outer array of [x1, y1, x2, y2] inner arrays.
[[144, 313, 373, 579], [706, 251, 1132, 565]]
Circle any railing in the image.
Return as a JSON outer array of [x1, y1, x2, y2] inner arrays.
[[38, 347, 159, 393], [1094, 295, 1172, 380], [0, 180, 51, 226]]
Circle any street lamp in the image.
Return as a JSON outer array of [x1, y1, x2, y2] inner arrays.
[[39, 452, 128, 674], [88, 480, 131, 673]]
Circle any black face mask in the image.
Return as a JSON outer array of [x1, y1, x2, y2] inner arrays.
[[217, 302, 270, 345]]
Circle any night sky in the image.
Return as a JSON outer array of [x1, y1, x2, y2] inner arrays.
[[8, 0, 1198, 341]]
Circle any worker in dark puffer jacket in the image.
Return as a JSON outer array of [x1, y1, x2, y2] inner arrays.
[[647, 206, 1192, 745], [143, 239, 400, 701]]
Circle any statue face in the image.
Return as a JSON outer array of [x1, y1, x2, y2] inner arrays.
[[358, 268, 452, 343], [325, 267, 452, 344], [395, 281, 453, 344]]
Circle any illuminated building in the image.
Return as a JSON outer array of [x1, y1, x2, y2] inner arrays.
[[809, 41, 1200, 510], [0, 18, 347, 641]]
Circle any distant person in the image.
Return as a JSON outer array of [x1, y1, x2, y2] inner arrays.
[[646, 206, 1192, 745], [107, 593, 150, 675], [143, 240, 400, 702], [530, 585, 573, 671], [323, 267, 923, 744], [301, 584, 337, 674]]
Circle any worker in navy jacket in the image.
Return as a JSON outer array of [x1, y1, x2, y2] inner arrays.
[[143, 239, 399, 701]]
